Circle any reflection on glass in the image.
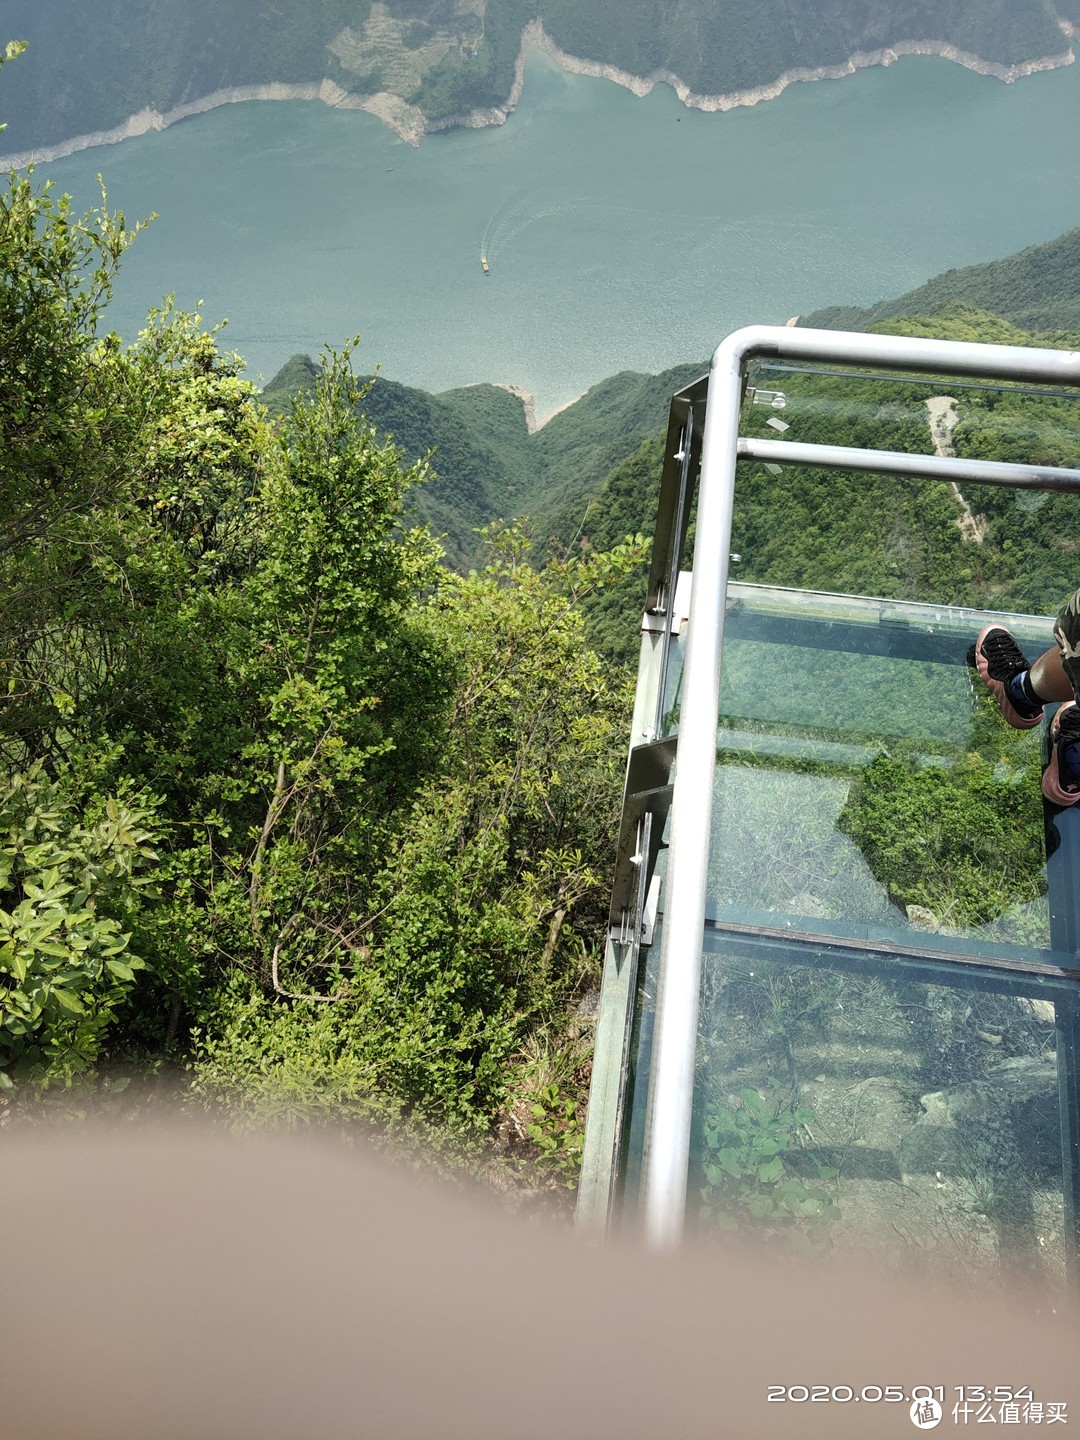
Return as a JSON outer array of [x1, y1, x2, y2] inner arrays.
[[673, 586, 1062, 957]]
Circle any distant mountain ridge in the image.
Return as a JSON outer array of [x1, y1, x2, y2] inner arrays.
[[1, 0, 1075, 162], [801, 227, 1080, 337], [260, 219, 1080, 572]]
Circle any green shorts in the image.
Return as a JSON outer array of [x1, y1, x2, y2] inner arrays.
[[1054, 587, 1080, 697]]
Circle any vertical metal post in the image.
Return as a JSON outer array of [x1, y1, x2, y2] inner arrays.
[[576, 618, 670, 1229], [640, 338, 744, 1246], [1047, 794, 1080, 1289], [1055, 996, 1080, 1292], [654, 410, 695, 737]]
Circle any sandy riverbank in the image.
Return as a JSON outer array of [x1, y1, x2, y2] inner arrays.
[[487, 382, 578, 434], [1, 20, 1074, 170], [528, 26, 1074, 118], [0, 78, 413, 171]]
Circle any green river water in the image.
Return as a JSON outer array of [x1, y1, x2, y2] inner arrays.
[[45, 46, 1080, 416]]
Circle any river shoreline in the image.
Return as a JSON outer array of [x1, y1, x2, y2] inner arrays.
[[1, 21, 1074, 170], [488, 381, 578, 434]]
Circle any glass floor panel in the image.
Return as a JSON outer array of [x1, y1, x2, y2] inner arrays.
[[622, 585, 1080, 1289], [692, 952, 1071, 1288], [663, 585, 1070, 963]]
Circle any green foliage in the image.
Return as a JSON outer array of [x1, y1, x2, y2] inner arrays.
[[552, 435, 665, 666], [700, 1084, 841, 1248], [142, 342, 451, 1024], [0, 37, 27, 133], [838, 739, 1046, 928], [821, 309, 1080, 620], [436, 382, 535, 507], [0, 169, 158, 761], [538, 304, 1080, 671], [188, 522, 639, 1140], [525, 1082, 584, 1186], [0, 763, 158, 1086], [731, 365, 983, 605]]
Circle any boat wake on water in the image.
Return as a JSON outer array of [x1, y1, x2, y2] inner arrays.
[[479, 190, 598, 271]]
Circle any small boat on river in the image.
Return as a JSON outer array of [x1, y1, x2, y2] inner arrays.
[[481, 255, 490, 275]]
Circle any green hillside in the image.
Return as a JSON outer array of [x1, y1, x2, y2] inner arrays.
[[0, 0, 1071, 158], [803, 228, 1080, 336], [263, 358, 530, 567], [437, 383, 535, 507], [527, 363, 703, 535], [261, 354, 703, 565], [538, 0, 1066, 100], [551, 434, 665, 666]]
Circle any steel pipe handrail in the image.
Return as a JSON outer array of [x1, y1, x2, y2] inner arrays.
[[738, 437, 1080, 492], [641, 325, 1080, 1247]]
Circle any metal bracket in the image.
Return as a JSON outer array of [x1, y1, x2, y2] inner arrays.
[[746, 387, 787, 409], [608, 735, 677, 938]]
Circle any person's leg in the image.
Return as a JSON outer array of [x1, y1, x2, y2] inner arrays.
[[1042, 588, 1080, 805], [974, 595, 1080, 804], [1043, 700, 1080, 804], [975, 605, 1076, 726], [974, 625, 1050, 727], [1028, 645, 1074, 703]]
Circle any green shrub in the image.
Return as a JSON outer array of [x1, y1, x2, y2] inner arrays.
[[838, 742, 1045, 927], [0, 763, 159, 1086]]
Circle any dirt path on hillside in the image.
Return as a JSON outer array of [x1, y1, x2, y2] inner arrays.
[[926, 395, 987, 544]]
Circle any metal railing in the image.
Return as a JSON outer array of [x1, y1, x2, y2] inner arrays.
[[639, 326, 1080, 1247]]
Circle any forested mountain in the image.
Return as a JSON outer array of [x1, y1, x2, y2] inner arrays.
[[262, 353, 703, 566], [803, 227, 1080, 336], [0, 0, 1072, 159], [263, 358, 531, 569], [255, 216, 1080, 661]]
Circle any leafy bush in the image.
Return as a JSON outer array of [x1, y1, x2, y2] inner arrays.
[[526, 1083, 585, 1186], [0, 763, 158, 1086], [187, 523, 639, 1142], [838, 742, 1045, 928]]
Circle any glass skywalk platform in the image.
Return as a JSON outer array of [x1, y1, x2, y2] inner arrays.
[[578, 326, 1080, 1292]]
